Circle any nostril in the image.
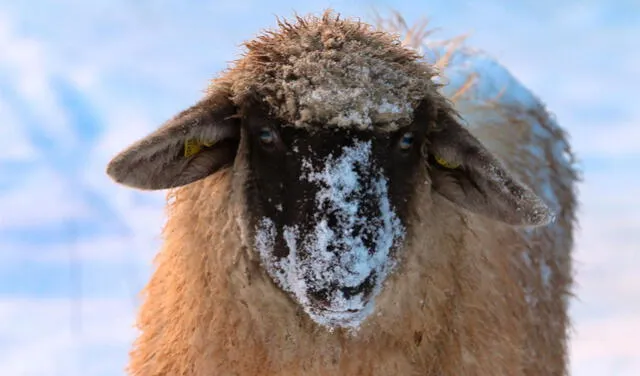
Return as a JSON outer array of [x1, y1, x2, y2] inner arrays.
[[326, 211, 339, 229], [307, 288, 330, 307]]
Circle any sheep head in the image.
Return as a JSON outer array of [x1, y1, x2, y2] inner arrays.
[[106, 12, 553, 329]]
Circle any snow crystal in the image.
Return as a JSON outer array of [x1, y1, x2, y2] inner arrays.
[[255, 218, 276, 260], [254, 140, 406, 328]]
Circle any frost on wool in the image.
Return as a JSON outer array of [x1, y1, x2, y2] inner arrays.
[[285, 59, 417, 130], [228, 19, 438, 132], [254, 140, 406, 328]]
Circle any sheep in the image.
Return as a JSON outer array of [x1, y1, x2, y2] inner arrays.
[[106, 10, 577, 376]]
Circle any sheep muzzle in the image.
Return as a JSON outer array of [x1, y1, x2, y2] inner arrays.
[[253, 137, 406, 328]]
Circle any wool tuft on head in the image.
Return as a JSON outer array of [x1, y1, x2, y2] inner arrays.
[[226, 12, 440, 130]]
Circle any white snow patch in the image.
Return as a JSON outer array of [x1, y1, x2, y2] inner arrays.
[[255, 217, 276, 262], [254, 140, 406, 328]]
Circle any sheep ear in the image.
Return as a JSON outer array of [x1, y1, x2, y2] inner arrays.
[[426, 110, 553, 227], [106, 89, 240, 190]]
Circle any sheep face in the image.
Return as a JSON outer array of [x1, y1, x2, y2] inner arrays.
[[242, 103, 432, 328], [106, 88, 554, 329]]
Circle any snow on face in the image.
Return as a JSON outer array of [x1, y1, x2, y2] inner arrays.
[[254, 139, 406, 329]]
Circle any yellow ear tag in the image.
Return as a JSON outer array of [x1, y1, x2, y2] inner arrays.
[[434, 155, 460, 169], [184, 139, 214, 158]]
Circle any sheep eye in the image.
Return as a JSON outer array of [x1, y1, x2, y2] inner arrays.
[[259, 127, 276, 145], [398, 132, 414, 150]]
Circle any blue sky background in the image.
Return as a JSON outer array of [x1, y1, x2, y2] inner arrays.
[[0, 0, 638, 375]]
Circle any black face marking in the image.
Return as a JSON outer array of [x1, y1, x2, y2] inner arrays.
[[243, 104, 429, 328]]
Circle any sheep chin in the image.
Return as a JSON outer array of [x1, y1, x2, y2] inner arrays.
[[306, 302, 376, 330]]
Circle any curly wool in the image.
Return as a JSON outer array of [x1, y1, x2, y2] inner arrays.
[[218, 12, 441, 130]]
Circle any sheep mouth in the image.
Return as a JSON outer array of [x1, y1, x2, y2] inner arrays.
[[304, 272, 378, 327], [307, 306, 373, 328], [306, 271, 377, 309]]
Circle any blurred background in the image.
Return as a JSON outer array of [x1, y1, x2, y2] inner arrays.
[[0, 0, 638, 375]]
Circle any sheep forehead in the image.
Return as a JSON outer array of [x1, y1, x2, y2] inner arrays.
[[270, 54, 425, 131]]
